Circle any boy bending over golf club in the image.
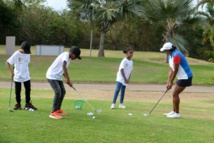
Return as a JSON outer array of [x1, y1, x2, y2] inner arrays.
[[111, 47, 133, 109], [46, 46, 81, 119], [6, 41, 37, 110]]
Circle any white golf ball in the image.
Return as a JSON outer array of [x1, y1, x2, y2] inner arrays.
[[128, 113, 133, 116], [29, 108, 34, 112], [144, 114, 148, 116], [92, 116, 95, 119]]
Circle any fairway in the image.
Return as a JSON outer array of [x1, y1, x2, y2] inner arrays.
[[0, 86, 213, 143]]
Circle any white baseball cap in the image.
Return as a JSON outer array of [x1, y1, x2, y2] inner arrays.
[[160, 42, 173, 51]]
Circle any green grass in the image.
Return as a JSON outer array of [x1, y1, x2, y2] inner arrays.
[[0, 54, 213, 85], [0, 45, 214, 85], [0, 46, 213, 143], [0, 88, 213, 143]]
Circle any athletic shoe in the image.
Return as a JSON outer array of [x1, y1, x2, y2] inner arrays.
[[110, 104, 116, 109], [14, 103, 21, 110], [167, 113, 181, 118], [164, 111, 175, 116], [49, 111, 62, 119], [25, 103, 37, 110], [57, 109, 67, 115], [119, 103, 126, 109]]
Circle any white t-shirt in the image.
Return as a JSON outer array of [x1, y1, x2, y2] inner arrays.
[[46, 52, 70, 80], [116, 57, 133, 86], [7, 51, 30, 82]]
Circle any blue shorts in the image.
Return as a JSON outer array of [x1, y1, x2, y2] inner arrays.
[[176, 77, 193, 87]]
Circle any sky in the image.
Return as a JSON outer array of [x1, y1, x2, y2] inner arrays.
[[44, 0, 202, 11], [45, 0, 68, 11]]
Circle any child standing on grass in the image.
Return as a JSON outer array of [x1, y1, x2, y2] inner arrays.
[[111, 47, 133, 109], [46, 46, 81, 119], [6, 41, 37, 110]]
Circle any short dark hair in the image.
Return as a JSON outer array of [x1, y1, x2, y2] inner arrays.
[[123, 47, 133, 54], [169, 45, 176, 52]]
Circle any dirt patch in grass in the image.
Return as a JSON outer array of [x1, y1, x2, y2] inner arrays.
[[71, 90, 213, 101]]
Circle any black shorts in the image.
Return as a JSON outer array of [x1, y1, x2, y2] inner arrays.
[[176, 77, 193, 87]]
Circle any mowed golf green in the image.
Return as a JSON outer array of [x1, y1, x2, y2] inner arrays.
[[0, 47, 214, 143]]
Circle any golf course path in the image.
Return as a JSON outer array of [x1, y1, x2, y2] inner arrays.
[[0, 82, 213, 93]]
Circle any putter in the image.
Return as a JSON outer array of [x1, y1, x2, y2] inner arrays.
[[8, 78, 14, 112], [72, 87, 102, 113], [144, 89, 169, 117]]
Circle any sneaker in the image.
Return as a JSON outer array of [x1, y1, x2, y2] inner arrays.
[[49, 111, 62, 119], [25, 103, 37, 110], [167, 113, 181, 118], [119, 103, 126, 109], [110, 104, 116, 109], [57, 109, 67, 115], [164, 111, 175, 116], [14, 103, 21, 110]]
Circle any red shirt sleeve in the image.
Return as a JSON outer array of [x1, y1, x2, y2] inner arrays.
[[173, 55, 181, 64]]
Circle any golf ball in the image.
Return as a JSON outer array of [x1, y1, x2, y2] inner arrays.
[[75, 106, 81, 110], [92, 116, 95, 119], [87, 112, 94, 116], [128, 113, 133, 116], [144, 114, 148, 116], [29, 108, 34, 112]]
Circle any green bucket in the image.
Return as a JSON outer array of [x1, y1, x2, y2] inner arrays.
[[74, 100, 84, 110]]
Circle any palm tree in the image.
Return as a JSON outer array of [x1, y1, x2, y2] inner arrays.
[[196, 0, 214, 9], [69, 0, 143, 57], [198, 3, 214, 47], [141, 0, 194, 55], [197, 3, 214, 62]]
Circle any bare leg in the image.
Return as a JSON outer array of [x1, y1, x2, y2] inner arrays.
[[172, 85, 186, 113]]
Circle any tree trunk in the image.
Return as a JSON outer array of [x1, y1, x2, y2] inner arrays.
[[98, 31, 105, 57]]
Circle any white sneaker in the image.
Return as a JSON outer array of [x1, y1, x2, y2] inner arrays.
[[164, 111, 175, 116], [167, 113, 180, 118], [110, 104, 116, 109], [119, 103, 126, 109]]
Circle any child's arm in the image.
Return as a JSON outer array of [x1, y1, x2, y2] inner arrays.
[[63, 61, 73, 87], [128, 74, 131, 81], [5, 62, 14, 78], [121, 69, 129, 84]]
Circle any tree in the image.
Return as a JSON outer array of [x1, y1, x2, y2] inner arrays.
[[69, 0, 143, 57], [197, 3, 214, 48], [0, 0, 17, 43], [197, 3, 214, 61], [196, 0, 214, 9], [141, 0, 195, 55], [105, 18, 164, 51]]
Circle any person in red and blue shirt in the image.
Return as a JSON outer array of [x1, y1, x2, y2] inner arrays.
[[160, 42, 193, 118]]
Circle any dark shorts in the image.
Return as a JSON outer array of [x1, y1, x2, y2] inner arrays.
[[176, 77, 193, 87]]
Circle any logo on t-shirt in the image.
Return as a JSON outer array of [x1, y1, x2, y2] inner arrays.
[[18, 58, 22, 62]]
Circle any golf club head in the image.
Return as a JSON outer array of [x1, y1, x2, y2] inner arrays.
[[9, 110, 13, 112]]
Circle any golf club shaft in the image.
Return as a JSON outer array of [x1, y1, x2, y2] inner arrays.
[[148, 89, 168, 115], [8, 78, 13, 110], [72, 87, 96, 111]]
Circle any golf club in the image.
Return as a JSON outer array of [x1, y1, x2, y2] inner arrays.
[[144, 89, 169, 117], [8, 78, 14, 112], [72, 87, 102, 113]]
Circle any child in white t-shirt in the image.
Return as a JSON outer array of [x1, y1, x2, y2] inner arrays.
[[111, 47, 133, 109], [46, 46, 81, 119], [6, 41, 37, 110]]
